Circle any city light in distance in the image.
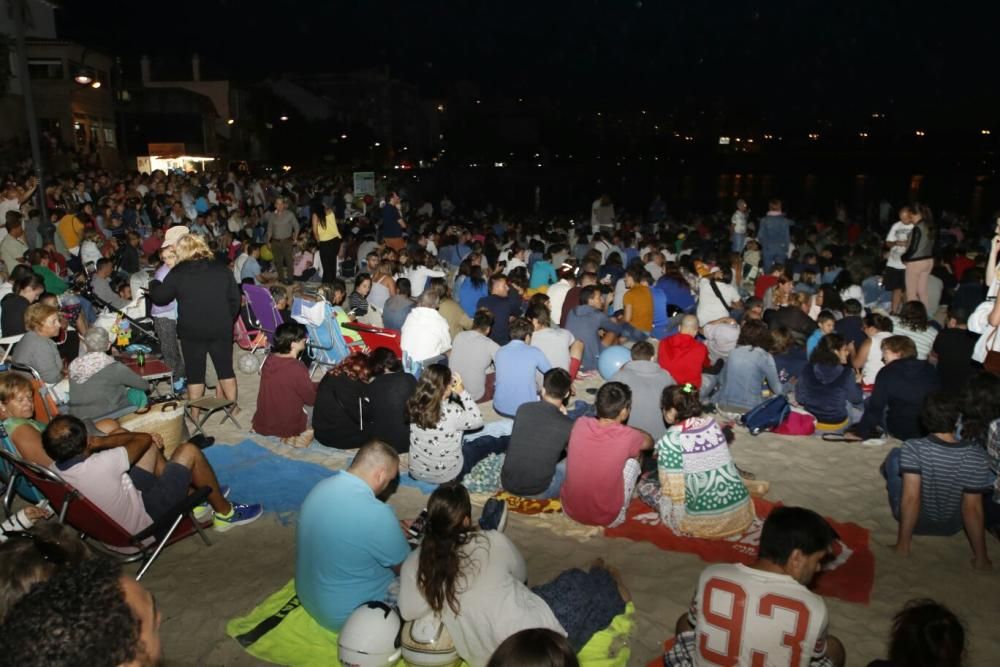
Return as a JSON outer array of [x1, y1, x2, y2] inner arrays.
[[915, 130, 926, 137], [227, 119, 235, 125], [808, 133, 820, 140], [279, 115, 289, 121], [982, 129, 992, 136], [858, 132, 869, 138]]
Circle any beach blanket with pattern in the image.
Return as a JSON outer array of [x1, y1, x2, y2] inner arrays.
[[227, 579, 636, 667], [604, 497, 875, 604]]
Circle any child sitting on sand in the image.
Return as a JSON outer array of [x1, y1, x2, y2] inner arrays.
[[638, 383, 755, 538], [881, 392, 993, 570]]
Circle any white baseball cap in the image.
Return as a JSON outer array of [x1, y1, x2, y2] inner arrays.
[[162, 225, 190, 247]]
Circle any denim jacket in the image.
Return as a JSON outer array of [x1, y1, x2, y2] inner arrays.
[[715, 345, 783, 411]]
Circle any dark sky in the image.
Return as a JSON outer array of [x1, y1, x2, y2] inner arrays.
[[59, 1, 998, 123]]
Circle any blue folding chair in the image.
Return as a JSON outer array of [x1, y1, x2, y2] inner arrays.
[[0, 422, 46, 516], [291, 296, 366, 377]]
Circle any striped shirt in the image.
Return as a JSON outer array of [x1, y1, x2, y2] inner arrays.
[[890, 318, 938, 360], [900, 435, 993, 534]]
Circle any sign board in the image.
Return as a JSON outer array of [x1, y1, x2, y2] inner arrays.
[[147, 143, 186, 157], [353, 171, 375, 196]]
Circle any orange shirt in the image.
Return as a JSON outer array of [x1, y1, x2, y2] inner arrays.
[[623, 284, 653, 332]]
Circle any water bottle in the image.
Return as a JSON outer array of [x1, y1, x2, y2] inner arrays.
[[137, 350, 145, 368]]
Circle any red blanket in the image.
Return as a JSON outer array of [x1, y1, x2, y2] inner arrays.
[[605, 497, 875, 604]]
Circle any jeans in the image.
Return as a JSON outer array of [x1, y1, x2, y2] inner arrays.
[[731, 233, 746, 253], [459, 435, 509, 479], [762, 247, 787, 272], [525, 460, 566, 499], [882, 447, 903, 521]]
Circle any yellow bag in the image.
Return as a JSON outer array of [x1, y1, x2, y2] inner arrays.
[[119, 401, 186, 457]]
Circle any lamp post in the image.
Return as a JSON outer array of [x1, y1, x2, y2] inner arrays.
[[12, 0, 48, 224]]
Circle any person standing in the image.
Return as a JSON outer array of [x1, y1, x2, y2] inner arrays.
[[884, 208, 914, 314], [901, 204, 936, 313], [311, 203, 341, 283], [265, 197, 299, 284], [150, 230, 186, 388], [149, 233, 241, 417], [757, 199, 792, 272], [381, 192, 407, 251], [730, 199, 749, 253]]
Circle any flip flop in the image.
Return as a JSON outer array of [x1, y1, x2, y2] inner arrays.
[[821, 433, 863, 443]]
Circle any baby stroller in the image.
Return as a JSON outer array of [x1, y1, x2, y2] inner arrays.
[[233, 285, 282, 374]]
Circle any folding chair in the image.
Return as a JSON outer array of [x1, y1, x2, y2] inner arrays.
[[7, 361, 59, 424], [0, 334, 22, 363], [0, 423, 45, 516], [342, 322, 402, 359], [242, 284, 284, 345], [292, 295, 366, 377], [0, 448, 212, 580]]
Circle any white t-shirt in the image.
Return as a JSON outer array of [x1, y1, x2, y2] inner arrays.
[[688, 563, 830, 667], [399, 531, 565, 667], [53, 448, 153, 536], [696, 278, 740, 326], [731, 210, 748, 235], [546, 280, 573, 326], [400, 307, 452, 362], [885, 221, 912, 270]]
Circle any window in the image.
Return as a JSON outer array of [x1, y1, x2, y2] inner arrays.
[[103, 127, 116, 146], [27, 59, 63, 80]]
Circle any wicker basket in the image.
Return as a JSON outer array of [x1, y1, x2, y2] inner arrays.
[[119, 401, 187, 457]]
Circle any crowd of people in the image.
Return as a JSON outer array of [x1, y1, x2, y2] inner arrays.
[[0, 160, 997, 666]]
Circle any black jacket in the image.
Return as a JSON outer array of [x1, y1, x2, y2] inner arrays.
[[313, 374, 372, 449], [367, 372, 417, 453], [902, 220, 935, 263], [149, 259, 240, 340], [855, 358, 939, 440]]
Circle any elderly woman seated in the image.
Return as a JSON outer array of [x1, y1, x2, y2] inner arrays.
[[11, 303, 69, 403], [67, 327, 148, 420]]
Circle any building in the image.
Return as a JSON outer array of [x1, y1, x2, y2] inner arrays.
[[0, 0, 118, 166]]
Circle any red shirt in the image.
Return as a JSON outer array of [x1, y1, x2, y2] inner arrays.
[[251, 355, 318, 437], [561, 417, 644, 526], [951, 256, 974, 282], [142, 236, 163, 258], [755, 275, 779, 299], [658, 333, 709, 388]]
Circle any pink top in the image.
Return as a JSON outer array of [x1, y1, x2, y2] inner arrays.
[[560, 417, 644, 526]]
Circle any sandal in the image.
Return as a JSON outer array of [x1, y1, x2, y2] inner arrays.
[[821, 433, 863, 443]]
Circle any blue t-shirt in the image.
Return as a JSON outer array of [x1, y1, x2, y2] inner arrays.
[[493, 340, 552, 417], [240, 256, 262, 283], [458, 279, 488, 317], [805, 328, 824, 357], [529, 260, 558, 289], [295, 472, 410, 630], [381, 205, 403, 238]]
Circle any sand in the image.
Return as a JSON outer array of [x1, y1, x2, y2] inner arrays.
[[132, 364, 1000, 667]]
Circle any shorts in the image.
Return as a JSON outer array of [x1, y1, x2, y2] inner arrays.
[[180, 336, 234, 385], [129, 462, 192, 521], [882, 267, 905, 291]]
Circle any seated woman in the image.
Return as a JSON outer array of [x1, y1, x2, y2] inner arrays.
[[715, 320, 783, 414], [347, 272, 371, 317], [853, 313, 895, 392], [850, 335, 940, 442], [252, 322, 317, 447], [367, 263, 396, 312], [794, 333, 864, 431], [407, 365, 508, 483], [639, 384, 754, 538], [399, 483, 628, 667], [312, 351, 372, 449], [770, 327, 807, 392], [68, 327, 148, 420], [11, 303, 69, 403], [366, 347, 416, 453], [0, 273, 44, 337], [891, 300, 938, 360]]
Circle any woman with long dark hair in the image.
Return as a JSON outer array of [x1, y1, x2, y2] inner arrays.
[[795, 333, 864, 430], [366, 347, 416, 453], [715, 320, 783, 414], [311, 203, 341, 284], [458, 261, 488, 317], [398, 483, 628, 667]]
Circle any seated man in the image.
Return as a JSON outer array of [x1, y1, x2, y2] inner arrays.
[[850, 335, 940, 441], [564, 285, 643, 374], [658, 315, 712, 389], [527, 302, 583, 377], [611, 341, 675, 443], [42, 415, 262, 534], [622, 267, 654, 334], [883, 393, 992, 569], [381, 277, 415, 332], [450, 310, 500, 403], [501, 368, 574, 499], [929, 305, 978, 394], [400, 289, 452, 367], [296, 439, 410, 630], [0, 559, 162, 667], [560, 382, 653, 527], [90, 258, 129, 310], [326, 278, 362, 343], [665, 506, 846, 667], [493, 317, 552, 417], [239, 242, 277, 285]]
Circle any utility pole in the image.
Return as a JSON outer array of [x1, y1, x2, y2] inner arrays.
[[12, 0, 49, 223]]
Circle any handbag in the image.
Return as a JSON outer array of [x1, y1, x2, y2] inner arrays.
[[119, 401, 186, 457], [985, 328, 1000, 375], [741, 395, 791, 436]]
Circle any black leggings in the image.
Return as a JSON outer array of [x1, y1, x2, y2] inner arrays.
[[318, 238, 341, 283], [180, 337, 234, 385]]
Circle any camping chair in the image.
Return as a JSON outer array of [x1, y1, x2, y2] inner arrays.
[[342, 322, 402, 359], [7, 361, 59, 424], [0, 334, 22, 363], [0, 448, 212, 580], [242, 284, 284, 345], [0, 422, 45, 516], [292, 295, 366, 377]]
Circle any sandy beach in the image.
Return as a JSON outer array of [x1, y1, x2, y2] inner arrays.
[[136, 363, 1000, 666]]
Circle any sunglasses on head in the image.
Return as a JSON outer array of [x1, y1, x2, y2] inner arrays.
[[2, 531, 68, 565]]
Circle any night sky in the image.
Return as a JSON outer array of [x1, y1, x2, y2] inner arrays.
[[59, 1, 998, 126]]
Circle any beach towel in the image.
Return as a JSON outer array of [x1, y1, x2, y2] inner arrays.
[[227, 579, 636, 667], [494, 490, 563, 515], [605, 497, 875, 604], [205, 440, 337, 524]]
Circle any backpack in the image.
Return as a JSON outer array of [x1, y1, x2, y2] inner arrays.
[[741, 395, 790, 435]]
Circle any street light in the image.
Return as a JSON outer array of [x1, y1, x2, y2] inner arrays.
[[279, 115, 289, 122], [73, 70, 94, 85], [90, 80, 101, 89]]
